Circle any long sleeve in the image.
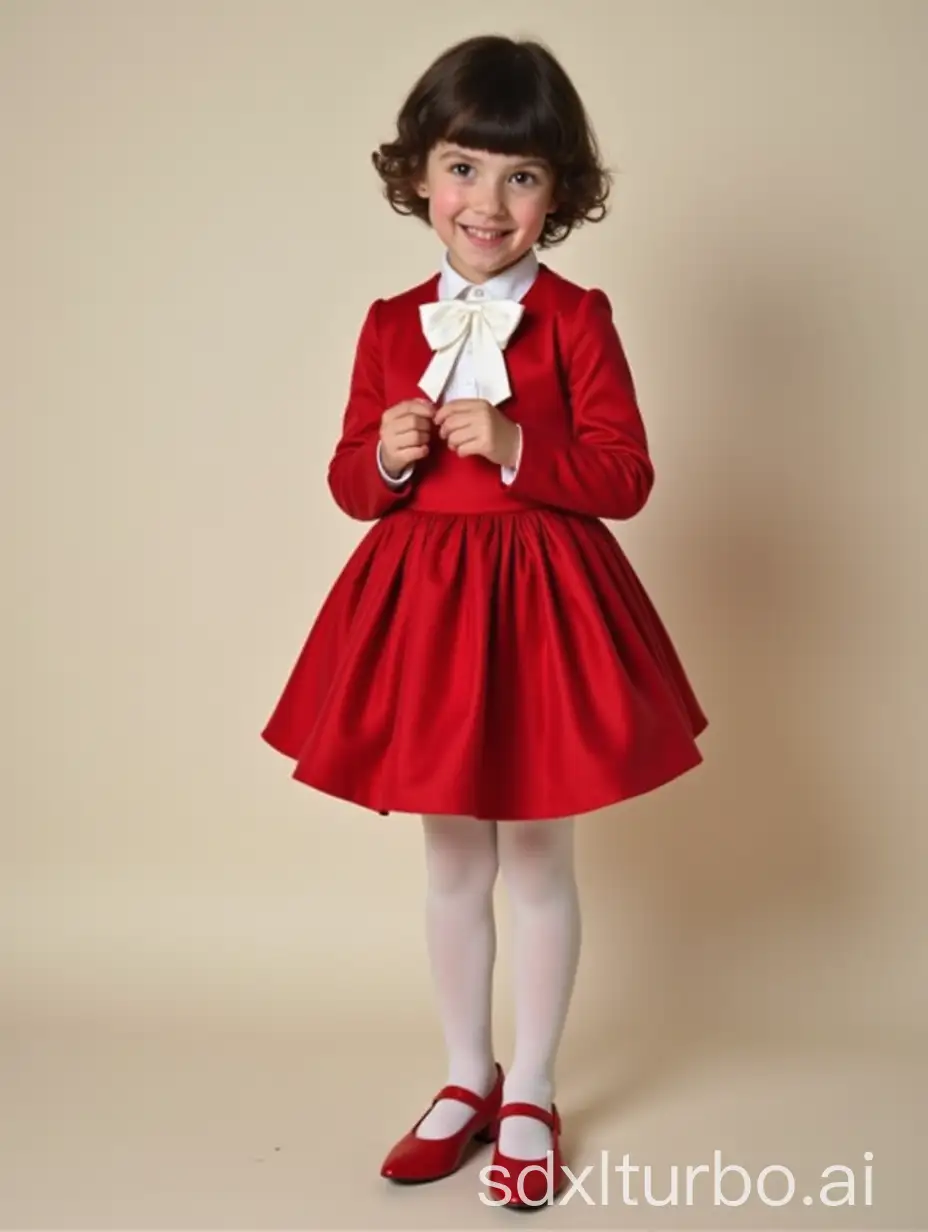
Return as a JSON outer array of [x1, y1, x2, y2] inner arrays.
[[326, 299, 414, 521], [506, 288, 655, 520], [376, 440, 414, 487]]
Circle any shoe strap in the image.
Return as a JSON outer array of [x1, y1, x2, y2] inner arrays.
[[497, 1101, 560, 1131], [431, 1083, 489, 1111], [431, 1064, 500, 1112]]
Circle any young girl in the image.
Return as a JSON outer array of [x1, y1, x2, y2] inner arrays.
[[262, 34, 707, 1207]]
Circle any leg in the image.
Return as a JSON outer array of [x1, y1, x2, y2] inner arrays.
[[415, 812, 499, 1138], [496, 816, 581, 1159]]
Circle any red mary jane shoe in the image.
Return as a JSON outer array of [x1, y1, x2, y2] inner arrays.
[[380, 1064, 503, 1183], [485, 1101, 565, 1208]]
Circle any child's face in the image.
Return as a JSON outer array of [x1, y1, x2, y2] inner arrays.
[[416, 143, 556, 283]]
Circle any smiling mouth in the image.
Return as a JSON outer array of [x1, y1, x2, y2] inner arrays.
[[460, 224, 512, 246]]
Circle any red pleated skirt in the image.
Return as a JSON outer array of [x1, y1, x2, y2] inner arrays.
[[261, 502, 708, 821]]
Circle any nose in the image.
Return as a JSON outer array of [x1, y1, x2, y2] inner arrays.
[[473, 181, 505, 218]]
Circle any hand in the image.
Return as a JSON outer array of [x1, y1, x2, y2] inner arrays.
[[379, 399, 434, 477], [434, 399, 520, 468]]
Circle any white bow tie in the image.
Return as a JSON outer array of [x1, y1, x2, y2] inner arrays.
[[418, 297, 524, 406]]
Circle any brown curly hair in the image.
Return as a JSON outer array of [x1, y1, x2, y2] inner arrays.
[[371, 35, 612, 248]]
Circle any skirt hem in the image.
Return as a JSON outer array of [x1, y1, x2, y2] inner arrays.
[[261, 719, 708, 822]]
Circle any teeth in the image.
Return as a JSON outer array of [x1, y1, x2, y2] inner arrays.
[[465, 227, 505, 239]]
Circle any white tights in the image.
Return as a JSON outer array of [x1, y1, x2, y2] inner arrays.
[[415, 813, 581, 1160]]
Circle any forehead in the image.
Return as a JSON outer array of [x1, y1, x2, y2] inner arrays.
[[431, 142, 550, 169]]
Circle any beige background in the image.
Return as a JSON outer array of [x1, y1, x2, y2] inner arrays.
[[3, 0, 926, 1228]]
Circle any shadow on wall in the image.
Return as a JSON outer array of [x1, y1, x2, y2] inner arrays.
[[570, 240, 890, 1124]]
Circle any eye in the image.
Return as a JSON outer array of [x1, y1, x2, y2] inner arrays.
[[450, 163, 473, 177], [510, 171, 537, 186]]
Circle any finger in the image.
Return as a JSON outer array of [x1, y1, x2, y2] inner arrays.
[[437, 410, 471, 438], [447, 427, 481, 451], [440, 398, 482, 410], [434, 401, 471, 426], [436, 399, 464, 416], [393, 443, 429, 462], [385, 401, 434, 423], [391, 422, 431, 442], [404, 406, 433, 426]]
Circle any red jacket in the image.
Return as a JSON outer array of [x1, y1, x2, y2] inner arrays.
[[326, 262, 655, 524]]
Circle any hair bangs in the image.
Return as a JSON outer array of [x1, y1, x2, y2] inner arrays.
[[439, 94, 562, 163]]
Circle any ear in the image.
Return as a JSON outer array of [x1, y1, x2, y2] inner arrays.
[[410, 161, 429, 199]]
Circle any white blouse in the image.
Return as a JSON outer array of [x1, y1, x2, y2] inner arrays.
[[376, 247, 539, 487]]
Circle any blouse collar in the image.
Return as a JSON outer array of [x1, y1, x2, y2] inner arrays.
[[437, 247, 539, 304]]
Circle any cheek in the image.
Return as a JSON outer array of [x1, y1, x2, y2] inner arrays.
[[512, 193, 553, 230], [428, 183, 466, 223]]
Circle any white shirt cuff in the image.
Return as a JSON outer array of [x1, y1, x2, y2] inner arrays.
[[501, 425, 523, 486], [377, 441, 414, 486]]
